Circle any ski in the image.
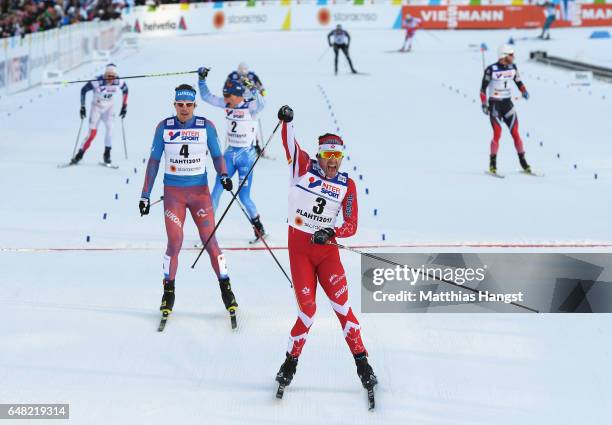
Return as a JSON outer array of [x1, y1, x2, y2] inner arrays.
[[57, 162, 76, 168], [249, 233, 270, 245], [158, 311, 169, 332], [367, 385, 376, 411], [275, 383, 286, 399], [485, 171, 505, 179], [229, 307, 237, 330], [99, 162, 119, 170], [520, 170, 544, 177]]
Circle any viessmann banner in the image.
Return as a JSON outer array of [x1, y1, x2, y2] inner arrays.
[[402, 4, 612, 29]]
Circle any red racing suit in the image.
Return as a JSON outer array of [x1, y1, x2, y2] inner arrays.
[[281, 121, 366, 358]]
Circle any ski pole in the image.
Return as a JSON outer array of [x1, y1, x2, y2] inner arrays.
[[121, 117, 128, 160], [231, 191, 293, 287], [140, 196, 164, 217], [51, 69, 200, 85], [71, 118, 84, 158], [317, 46, 330, 62], [150, 196, 164, 208], [191, 121, 282, 269], [328, 242, 540, 313]]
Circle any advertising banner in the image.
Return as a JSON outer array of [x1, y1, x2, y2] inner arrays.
[[402, 4, 612, 29]]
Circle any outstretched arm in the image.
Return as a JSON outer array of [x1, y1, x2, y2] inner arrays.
[[335, 178, 358, 238]]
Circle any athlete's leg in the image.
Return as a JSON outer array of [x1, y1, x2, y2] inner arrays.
[[236, 147, 258, 220], [341, 45, 356, 72], [80, 105, 102, 152], [211, 148, 236, 212], [316, 246, 366, 355], [502, 106, 525, 154], [286, 228, 318, 357], [101, 107, 113, 148], [333, 45, 340, 73], [489, 104, 503, 156], [187, 185, 228, 280], [162, 186, 188, 281]]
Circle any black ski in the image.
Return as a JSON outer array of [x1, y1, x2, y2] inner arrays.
[[275, 383, 286, 399], [367, 385, 376, 411], [229, 308, 237, 330], [158, 311, 169, 332], [520, 170, 544, 177]]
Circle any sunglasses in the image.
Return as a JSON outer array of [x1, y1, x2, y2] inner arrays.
[[175, 102, 194, 108], [319, 151, 344, 159]]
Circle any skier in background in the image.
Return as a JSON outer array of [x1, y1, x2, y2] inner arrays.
[[539, 1, 556, 40], [225, 62, 267, 154], [139, 84, 238, 320], [274, 105, 377, 395], [400, 14, 422, 52], [71, 63, 128, 166], [327, 24, 357, 75], [480, 45, 533, 175]]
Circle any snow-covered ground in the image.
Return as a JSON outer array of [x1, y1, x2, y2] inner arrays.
[[1, 27, 612, 424]]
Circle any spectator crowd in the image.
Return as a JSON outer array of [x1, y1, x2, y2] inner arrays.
[[1, 0, 127, 38]]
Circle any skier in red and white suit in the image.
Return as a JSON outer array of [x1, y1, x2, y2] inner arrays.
[[274, 105, 377, 392]]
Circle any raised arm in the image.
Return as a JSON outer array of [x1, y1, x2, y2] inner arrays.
[[278, 106, 311, 179], [198, 76, 227, 109], [335, 178, 358, 238], [248, 89, 265, 116]]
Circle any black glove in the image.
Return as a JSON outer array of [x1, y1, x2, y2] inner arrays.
[[312, 228, 335, 245], [278, 105, 294, 123], [198, 66, 210, 80], [220, 174, 233, 192], [119, 104, 127, 118], [139, 197, 150, 216], [255, 143, 263, 156], [481, 103, 489, 115], [80, 106, 86, 119]]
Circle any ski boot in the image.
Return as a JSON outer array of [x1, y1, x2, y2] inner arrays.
[[489, 154, 497, 174], [518, 152, 531, 173], [70, 149, 84, 165], [355, 353, 378, 389], [218, 277, 238, 312], [251, 215, 265, 240], [160, 279, 175, 315], [103, 146, 112, 165], [275, 353, 299, 398]]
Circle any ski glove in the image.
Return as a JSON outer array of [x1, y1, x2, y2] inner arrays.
[[220, 174, 233, 192], [522, 91, 530, 100], [312, 228, 335, 245], [139, 197, 150, 216], [278, 105, 294, 123], [119, 104, 127, 118], [198, 67, 210, 80], [481, 104, 489, 115], [80, 106, 86, 119]]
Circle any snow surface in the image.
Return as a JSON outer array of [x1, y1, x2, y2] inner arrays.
[[1, 27, 612, 424]]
